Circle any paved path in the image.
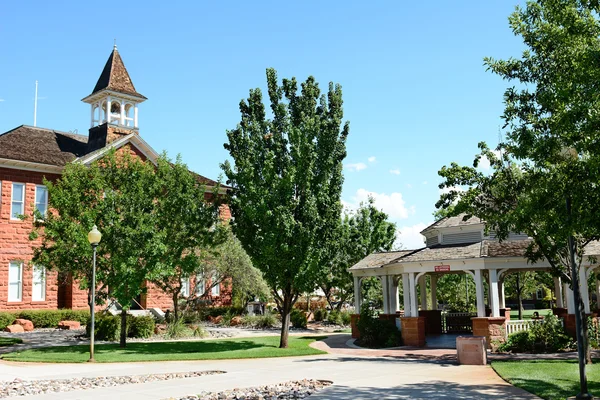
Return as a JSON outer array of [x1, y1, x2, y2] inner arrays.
[[0, 334, 539, 400]]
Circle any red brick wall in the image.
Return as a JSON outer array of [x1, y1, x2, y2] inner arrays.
[[0, 168, 61, 311], [143, 276, 233, 311]]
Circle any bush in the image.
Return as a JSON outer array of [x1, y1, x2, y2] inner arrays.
[[356, 305, 401, 348], [128, 316, 155, 339], [87, 313, 121, 341], [0, 313, 16, 330], [290, 309, 307, 329], [498, 313, 573, 353], [60, 310, 90, 325], [165, 319, 193, 339], [340, 311, 352, 326], [589, 317, 600, 349], [242, 312, 277, 329], [17, 310, 63, 328], [192, 324, 208, 338], [313, 308, 327, 322]]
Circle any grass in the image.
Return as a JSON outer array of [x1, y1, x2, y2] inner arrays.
[[492, 359, 600, 399], [0, 337, 22, 347], [1, 336, 326, 363], [509, 308, 551, 320]]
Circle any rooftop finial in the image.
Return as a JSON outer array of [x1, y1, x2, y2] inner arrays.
[[113, 39, 117, 51]]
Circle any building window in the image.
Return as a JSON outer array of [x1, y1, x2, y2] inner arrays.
[[195, 276, 206, 296], [536, 288, 544, 300], [32, 265, 46, 301], [11, 183, 25, 220], [35, 185, 48, 218], [180, 277, 190, 297], [211, 275, 220, 296], [8, 261, 22, 302]]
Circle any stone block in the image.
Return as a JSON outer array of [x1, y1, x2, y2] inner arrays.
[[400, 316, 426, 347], [230, 316, 242, 326], [57, 321, 81, 330], [14, 319, 34, 332], [5, 324, 24, 333], [350, 314, 360, 339], [457, 336, 487, 365]]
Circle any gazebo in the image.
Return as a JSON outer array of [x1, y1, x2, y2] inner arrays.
[[349, 215, 600, 347]]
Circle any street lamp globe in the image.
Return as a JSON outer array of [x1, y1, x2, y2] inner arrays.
[[88, 225, 102, 245]]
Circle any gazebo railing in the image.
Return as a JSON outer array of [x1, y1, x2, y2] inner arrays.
[[505, 318, 563, 337], [441, 311, 476, 333]]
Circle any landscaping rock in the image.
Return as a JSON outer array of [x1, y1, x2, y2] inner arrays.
[[4, 325, 24, 333], [230, 316, 243, 326], [154, 324, 166, 334], [14, 319, 34, 332], [176, 379, 333, 400], [208, 315, 223, 324], [57, 321, 81, 330]]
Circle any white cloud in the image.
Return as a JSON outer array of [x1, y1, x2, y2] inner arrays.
[[395, 222, 430, 250], [0, 99, 5, 102], [344, 188, 409, 220], [477, 150, 503, 171], [389, 169, 401, 175], [368, 156, 376, 163], [345, 162, 367, 172], [439, 185, 464, 195]]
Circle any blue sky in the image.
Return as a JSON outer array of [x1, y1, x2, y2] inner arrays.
[[0, 1, 524, 249]]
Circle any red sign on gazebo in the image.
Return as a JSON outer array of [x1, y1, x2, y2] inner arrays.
[[434, 264, 451, 272]]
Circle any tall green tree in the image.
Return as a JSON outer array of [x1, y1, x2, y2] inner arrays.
[[503, 272, 540, 320], [436, 0, 600, 388], [222, 68, 349, 348], [148, 155, 226, 322], [317, 197, 397, 310], [32, 150, 161, 347]]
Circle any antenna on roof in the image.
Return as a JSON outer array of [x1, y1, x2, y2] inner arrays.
[[33, 80, 38, 127]]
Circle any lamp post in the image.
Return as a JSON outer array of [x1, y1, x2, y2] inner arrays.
[[87, 225, 101, 362]]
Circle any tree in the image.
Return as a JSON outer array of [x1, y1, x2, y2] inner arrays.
[[503, 272, 539, 320], [222, 68, 349, 348], [317, 197, 397, 310], [195, 228, 270, 308], [436, 0, 600, 393], [32, 149, 162, 347], [148, 155, 226, 322]]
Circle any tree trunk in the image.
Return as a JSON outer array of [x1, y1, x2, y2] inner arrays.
[[517, 273, 523, 320], [173, 292, 179, 322], [120, 309, 127, 348], [279, 294, 292, 348]]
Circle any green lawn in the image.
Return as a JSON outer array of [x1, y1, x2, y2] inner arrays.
[[1, 336, 326, 363], [492, 360, 600, 399], [509, 308, 551, 320], [0, 337, 22, 347]]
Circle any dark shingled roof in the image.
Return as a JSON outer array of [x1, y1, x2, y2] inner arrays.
[[90, 47, 146, 99], [398, 242, 484, 263], [349, 250, 416, 270], [421, 214, 482, 234], [0, 125, 88, 166]]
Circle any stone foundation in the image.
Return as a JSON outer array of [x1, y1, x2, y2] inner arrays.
[[472, 317, 506, 350], [499, 308, 511, 320], [400, 316, 426, 347], [350, 314, 360, 339]]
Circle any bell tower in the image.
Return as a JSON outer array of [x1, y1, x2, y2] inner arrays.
[[82, 44, 147, 151]]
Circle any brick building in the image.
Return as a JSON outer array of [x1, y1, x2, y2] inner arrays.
[[0, 46, 231, 312]]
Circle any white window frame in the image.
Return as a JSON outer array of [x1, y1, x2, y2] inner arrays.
[[195, 276, 206, 296], [211, 274, 220, 296], [32, 265, 46, 301], [8, 261, 23, 302], [34, 185, 48, 218], [180, 277, 190, 297], [11, 183, 25, 220]]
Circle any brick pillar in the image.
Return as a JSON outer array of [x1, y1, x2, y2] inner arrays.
[[419, 310, 442, 334], [472, 317, 506, 350], [400, 316, 426, 347], [350, 314, 360, 339], [563, 314, 576, 338], [553, 307, 568, 317]]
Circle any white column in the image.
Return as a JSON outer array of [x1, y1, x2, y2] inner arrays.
[[554, 277, 563, 308], [402, 274, 410, 316], [430, 275, 437, 310], [474, 269, 486, 317], [120, 102, 126, 125], [498, 280, 506, 309], [565, 284, 575, 314], [389, 277, 399, 312], [419, 275, 427, 310], [353, 276, 361, 313], [134, 104, 139, 128], [381, 276, 390, 314], [596, 277, 600, 312], [579, 267, 590, 314], [90, 105, 95, 128], [408, 272, 417, 317], [488, 269, 500, 317], [106, 96, 112, 124]]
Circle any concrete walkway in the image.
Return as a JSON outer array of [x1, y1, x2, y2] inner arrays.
[[0, 334, 539, 400]]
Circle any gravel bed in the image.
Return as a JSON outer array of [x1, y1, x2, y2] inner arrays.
[[0, 371, 225, 398], [172, 379, 333, 400]]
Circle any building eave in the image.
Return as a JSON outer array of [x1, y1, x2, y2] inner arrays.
[[0, 158, 63, 174]]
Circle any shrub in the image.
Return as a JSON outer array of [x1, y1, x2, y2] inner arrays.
[[165, 319, 193, 339], [313, 308, 327, 322], [242, 313, 277, 329], [589, 317, 600, 349], [0, 313, 16, 330], [192, 324, 208, 338], [356, 305, 401, 348], [128, 316, 155, 339], [290, 309, 307, 329], [498, 313, 573, 353], [87, 313, 121, 341], [340, 311, 351, 326], [17, 310, 63, 328], [60, 310, 90, 325]]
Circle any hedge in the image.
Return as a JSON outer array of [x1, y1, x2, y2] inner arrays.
[[0, 309, 91, 330]]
